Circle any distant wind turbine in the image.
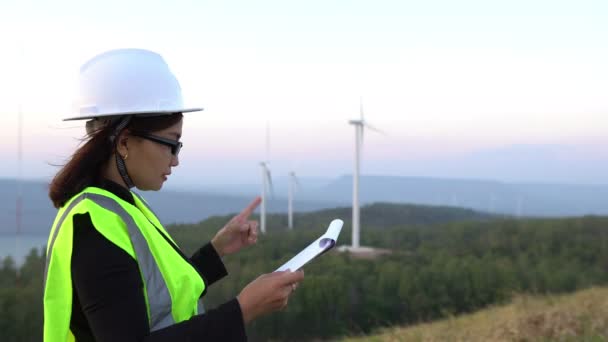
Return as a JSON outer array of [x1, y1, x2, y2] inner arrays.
[[16, 44, 24, 280], [349, 97, 385, 249], [287, 171, 300, 230], [260, 122, 274, 234]]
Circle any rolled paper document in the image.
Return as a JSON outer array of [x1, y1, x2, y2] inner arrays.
[[275, 219, 343, 272]]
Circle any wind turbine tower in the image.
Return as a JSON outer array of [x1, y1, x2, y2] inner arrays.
[[259, 123, 273, 234], [348, 98, 384, 249], [16, 45, 24, 279], [349, 119, 363, 248], [287, 171, 299, 230]]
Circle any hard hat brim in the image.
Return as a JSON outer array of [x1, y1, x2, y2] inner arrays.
[[63, 107, 203, 121]]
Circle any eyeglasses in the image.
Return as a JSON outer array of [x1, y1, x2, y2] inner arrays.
[[130, 131, 183, 156]]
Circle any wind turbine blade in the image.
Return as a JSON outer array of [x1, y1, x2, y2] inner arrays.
[[359, 126, 365, 161], [266, 169, 275, 198], [361, 125, 365, 146], [364, 122, 387, 135], [265, 121, 271, 163], [294, 175, 301, 191], [359, 96, 364, 121]]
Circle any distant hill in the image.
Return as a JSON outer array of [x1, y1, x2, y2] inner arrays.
[[343, 287, 608, 342], [304, 175, 608, 217], [0, 179, 56, 235], [257, 202, 492, 233], [180, 175, 608, 217], [0, 178, 346, 234], [3, 173, 608, 234]]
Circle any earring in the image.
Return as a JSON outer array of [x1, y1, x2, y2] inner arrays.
[[122, 152, 128, 160]]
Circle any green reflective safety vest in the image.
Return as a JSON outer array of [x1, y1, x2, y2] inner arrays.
[[43, 187, 206, 342]]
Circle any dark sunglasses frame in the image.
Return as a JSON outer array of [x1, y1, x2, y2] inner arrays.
[[130, 131, 182, 156]]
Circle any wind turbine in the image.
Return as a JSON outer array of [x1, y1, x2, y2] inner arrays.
[[15, 44, 24, 280], [287, 171, 300, 230], [348, 97, 384, 249], [259, 122, 274, 234]]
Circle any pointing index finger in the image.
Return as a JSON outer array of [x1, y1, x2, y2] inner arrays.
[[237, 196, 262, 221]]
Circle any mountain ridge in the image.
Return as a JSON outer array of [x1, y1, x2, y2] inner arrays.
[[3, 174, 608, 234]]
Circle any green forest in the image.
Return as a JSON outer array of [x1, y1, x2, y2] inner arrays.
[[1, 203, 608, 341]]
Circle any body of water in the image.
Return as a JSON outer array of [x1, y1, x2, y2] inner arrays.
[[0, 233, 48, 266]]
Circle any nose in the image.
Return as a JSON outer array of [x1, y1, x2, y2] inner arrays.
[[171, 154, 179, 167]]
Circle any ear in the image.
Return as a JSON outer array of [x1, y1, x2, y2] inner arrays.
[[115, 129, 130, 157]]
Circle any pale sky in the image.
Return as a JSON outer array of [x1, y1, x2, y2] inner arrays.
[[1, 0, 607, 186]]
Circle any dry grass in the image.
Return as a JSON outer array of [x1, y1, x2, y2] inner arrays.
[[342, 287, 608, 342]]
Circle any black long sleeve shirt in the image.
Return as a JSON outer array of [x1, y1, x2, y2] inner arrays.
[[68, 179, 247, 341]]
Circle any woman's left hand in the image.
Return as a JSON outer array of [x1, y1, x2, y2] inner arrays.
[[211, 197, 262, 257]]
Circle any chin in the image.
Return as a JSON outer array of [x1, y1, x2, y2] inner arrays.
[[136, 181, 164, 192], [148, 182, 163, 191]]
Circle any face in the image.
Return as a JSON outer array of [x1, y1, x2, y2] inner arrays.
[[123, 118, 183, 191]]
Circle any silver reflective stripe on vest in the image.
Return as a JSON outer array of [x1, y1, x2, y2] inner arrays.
[[44, 192, 175, 331], [131, 192, 158, 219], [133, 191, 205, 314]]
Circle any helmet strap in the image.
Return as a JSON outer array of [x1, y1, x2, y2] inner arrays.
[[112, 116, 135, 189], [109, 116, 132, 143], [116, 153, 135, 189]]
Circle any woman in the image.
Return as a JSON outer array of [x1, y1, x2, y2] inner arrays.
[[43, 49, 303, 341]]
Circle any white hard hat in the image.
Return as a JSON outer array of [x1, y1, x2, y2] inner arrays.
[[64, 48, 202, 121]]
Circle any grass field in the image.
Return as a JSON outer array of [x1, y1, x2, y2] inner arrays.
[[343, 287, 608, 342]]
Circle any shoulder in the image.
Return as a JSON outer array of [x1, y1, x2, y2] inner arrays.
[[72, 212, 140, 276]]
